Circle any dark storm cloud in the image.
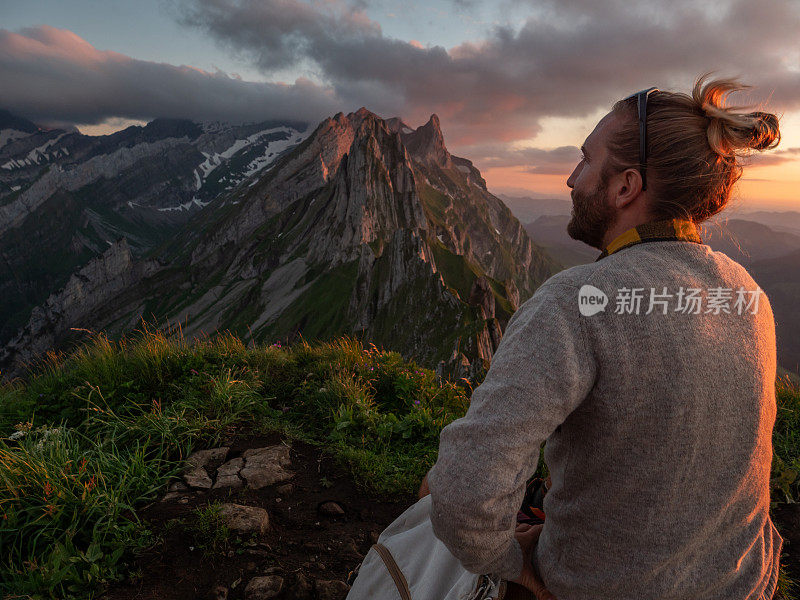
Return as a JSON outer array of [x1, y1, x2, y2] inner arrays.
[[0, 26, 341, 126], [174, 0, 800, 149]]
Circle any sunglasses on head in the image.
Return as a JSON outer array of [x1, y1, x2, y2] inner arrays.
[[622, 87, 659, 191]]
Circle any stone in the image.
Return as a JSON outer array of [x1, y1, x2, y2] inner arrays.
[[214, 457, 245, 490], [242, 445, 291, 466], [244, 575, 283, 600], [183, 468, 213, 489], [292, 573, 314, 599], [217, 457, 244, 477], [276, 483, 294, 496], [218, 503, 270, 535], [213, 474, 244, 490], [209, 584, 228, 600], [161, 491, 188, 502], [315, 579, 350, 600], [240, 446, 294, 489], [186, 447, 230, 471], [168, 480, 190, 492], [318, 501, 345, 517]]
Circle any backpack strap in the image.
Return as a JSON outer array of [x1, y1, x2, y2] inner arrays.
[[372, 542, 412, 600]]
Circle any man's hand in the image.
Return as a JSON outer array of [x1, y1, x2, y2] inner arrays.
[[418, 470, 430, 498], [510, 523, 557, 600]]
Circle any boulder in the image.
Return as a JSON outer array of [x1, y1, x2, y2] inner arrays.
[[244, 575, 283, 600], [315, 579, 350, 600], [218, 503, 270, 535], [213, 457, 244, 490], [240, 445, 294, 489]]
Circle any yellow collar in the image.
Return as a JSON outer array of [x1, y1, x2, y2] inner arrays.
[[596, 218, 703, 262]]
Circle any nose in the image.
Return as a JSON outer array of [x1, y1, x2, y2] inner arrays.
[[566, 162, 581, 189]]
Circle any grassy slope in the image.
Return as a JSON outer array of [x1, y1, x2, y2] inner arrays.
[[0, 330, 798, 598]]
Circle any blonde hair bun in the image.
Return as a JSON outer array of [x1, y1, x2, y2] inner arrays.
[[694, 74, 780, 156]]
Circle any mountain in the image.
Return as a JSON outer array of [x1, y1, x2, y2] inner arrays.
[[0, 107, 560, 382], [748, 249, 800, 373], [497, 194, 572, 223], [699, 218, 800, 265], [733, 210, 800, 237], [0, 111, 311, 347], [523, 214, 597, 268]]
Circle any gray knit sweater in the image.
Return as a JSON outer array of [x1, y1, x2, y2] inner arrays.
[[427, 238, 783, 600]]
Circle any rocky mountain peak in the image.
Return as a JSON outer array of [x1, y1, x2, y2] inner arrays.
[[384, 117, 414, 135], [0, 109, 40, 133], [403, 113, 451, 168]]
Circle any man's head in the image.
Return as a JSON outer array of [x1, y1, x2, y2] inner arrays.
[[566, 73, 781, 249], [566, 111, 630, 249]]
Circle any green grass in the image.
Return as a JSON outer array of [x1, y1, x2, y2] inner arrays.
[[185, 501, 233, 556], [0, 321, 797, 598], [0, 320, 475, 598]]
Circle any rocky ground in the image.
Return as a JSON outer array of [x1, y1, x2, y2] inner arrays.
[[98, 427, 800, 600], [99, 429, 418, 600]]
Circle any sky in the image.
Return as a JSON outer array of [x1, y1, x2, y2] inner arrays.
[[2, 0, 799, 211]]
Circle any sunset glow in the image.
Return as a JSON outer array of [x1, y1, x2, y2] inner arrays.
[[2, 0, 799, 212]]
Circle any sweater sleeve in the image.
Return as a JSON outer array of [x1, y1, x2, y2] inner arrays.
[[426, 280, 597, 581]]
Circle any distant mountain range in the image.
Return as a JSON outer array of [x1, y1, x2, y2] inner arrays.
[[0, 107, 559, 381], [0, 108, 310, 348]]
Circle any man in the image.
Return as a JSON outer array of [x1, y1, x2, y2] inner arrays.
[[420, 75, 784, 600]]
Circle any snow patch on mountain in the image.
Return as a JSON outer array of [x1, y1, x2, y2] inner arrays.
[[2, 133, 69, 170], [158, 196, 211, 212], [197, 124, 311, 191]]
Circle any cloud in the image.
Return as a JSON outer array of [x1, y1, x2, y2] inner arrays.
[[174, 0, 800, 147], [742, 147, 800, 167], [454, 143, 580, 175], [0, 25, 342, 126], [2, 0, 800, 156]]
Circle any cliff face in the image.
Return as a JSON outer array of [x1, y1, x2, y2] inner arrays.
[[0, 107, 560, 382], [0, 239, 162, 374]]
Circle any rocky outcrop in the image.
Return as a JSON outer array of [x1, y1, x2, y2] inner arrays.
[[0, 238, 162, 377]]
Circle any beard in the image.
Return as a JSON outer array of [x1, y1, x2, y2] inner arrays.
[[567, 179, 618, 250]]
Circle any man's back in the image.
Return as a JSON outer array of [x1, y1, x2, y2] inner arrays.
[[427, 237, 783, 600], [535, 239, 782, 600]]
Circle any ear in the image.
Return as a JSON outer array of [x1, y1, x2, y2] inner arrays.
[[611, 167, 644, 209]]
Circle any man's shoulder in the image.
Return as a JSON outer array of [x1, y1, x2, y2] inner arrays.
[[535, 261, 610, 292], [517, 262, 608, 313]]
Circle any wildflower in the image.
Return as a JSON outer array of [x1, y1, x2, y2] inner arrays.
[[8, 431, 26, 441]]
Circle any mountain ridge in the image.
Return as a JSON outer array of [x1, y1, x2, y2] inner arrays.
[[0, 106, 559, 383]]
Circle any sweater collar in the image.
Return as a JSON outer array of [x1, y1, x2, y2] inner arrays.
[[595, 218, 703, 262]]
